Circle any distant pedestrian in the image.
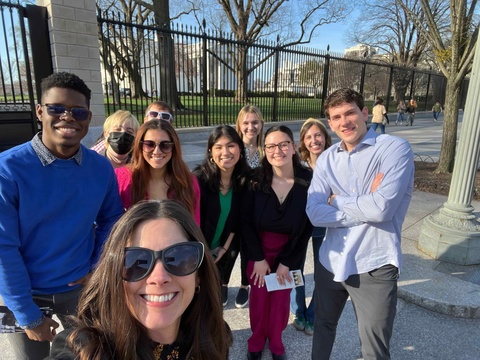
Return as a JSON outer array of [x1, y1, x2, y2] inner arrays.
[[307, 88, 414, 360], [405, 99, 416, 126], [432, 101, 443, 121], [396, 100, 406, 125], [371, 98, 387, 134]]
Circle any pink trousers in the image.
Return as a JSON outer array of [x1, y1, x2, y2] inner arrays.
[[246, 232, 291, 355]]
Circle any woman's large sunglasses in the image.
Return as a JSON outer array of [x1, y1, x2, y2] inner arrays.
[[141, 140, 174, 153], [123, 242, 204, 282]]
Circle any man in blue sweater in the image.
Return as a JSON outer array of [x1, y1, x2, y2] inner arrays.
[[0, 72, 124, 359]]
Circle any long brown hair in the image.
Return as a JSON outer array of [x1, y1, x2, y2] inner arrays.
[[298, 118, 332, 162], [68, 200, 232, 359], [128, 119, 196, 216]]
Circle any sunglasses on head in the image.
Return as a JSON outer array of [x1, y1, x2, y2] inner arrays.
[[123, 242, 204, 282], [147, 111, 173, 122], [141, 140, 174, 153], [42, 104, 90, 121]]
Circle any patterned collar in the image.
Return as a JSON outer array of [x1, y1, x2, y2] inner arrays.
[[31, 132, 83, 166]]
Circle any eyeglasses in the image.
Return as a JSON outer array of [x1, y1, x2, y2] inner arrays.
[[42, 104, 90, 121], [264, 141, 292, 153], [141, 140, 174, 153], [123, 242, 204, 282], [146, 111, 174, 123]]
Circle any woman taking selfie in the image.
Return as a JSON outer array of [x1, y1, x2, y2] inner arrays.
[[115, 119, 200, 224], [49, 200, 232, 360]]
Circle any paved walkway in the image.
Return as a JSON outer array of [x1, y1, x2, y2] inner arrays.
[[2, 111, 480, 359]]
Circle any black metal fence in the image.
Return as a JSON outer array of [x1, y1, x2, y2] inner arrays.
[[0, 0, 51, 151], [98, 10, 462, 128]]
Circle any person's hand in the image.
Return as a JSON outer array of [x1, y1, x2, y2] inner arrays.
[[328, 194, 336, 205], [25, 317, 59, 342], [68, 272, 91, 287], [371, 173, 384, 193], [250, 260, 270, 288], [275, 263, 292, 286], [211, 246, 226, 264]]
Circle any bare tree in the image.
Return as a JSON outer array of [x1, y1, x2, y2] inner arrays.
[[348, 0, 449, 102], [189, 0, 349, 103], [398, 0, 478, 173], [298, 60, 324, 98]]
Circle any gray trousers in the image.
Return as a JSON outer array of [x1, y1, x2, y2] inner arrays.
[[311, 262, 398, 360], [2, 286, 82, 360]]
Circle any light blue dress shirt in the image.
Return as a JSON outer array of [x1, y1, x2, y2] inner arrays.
[[306, 128, 414, 282]]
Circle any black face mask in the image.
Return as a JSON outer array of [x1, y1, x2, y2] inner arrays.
[[107, 132, 135, 155]]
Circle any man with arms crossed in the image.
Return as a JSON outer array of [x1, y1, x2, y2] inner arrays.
[[306, 88, 414, 360], [0, 72, 124, 359]]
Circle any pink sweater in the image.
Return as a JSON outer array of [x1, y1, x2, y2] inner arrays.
[[115, 166, 201, 225]]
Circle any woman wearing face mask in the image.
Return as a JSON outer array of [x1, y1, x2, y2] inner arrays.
[[91, 110, 139, 168], [115, 119, 201, 225]]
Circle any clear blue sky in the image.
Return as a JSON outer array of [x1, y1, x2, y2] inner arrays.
[[308, 22, 351, 54]]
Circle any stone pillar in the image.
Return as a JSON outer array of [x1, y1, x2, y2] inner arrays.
[[36, 0, 104, 131], [418, 44, 480, 265]]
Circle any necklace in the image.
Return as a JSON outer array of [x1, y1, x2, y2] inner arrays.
[[272, 176, 294, 204]]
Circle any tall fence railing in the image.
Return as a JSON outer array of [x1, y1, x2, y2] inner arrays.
[[98, 11, 461, 128]]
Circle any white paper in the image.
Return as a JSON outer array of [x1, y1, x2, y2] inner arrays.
[[265, 269, 304, 292]]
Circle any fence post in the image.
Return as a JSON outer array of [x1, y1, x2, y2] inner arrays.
[[272, 36, 280, 122], [201, 20, 208, 126], [320, 53, 330, 118], [386, 65, 394, 111], [26, 5, 52, 104], [424, 73, 432, 110]]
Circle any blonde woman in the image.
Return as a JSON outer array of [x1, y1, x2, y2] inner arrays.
[[91, 110, 140, 168], [234, 105, 265, 307], [235, 105, 265, 168]]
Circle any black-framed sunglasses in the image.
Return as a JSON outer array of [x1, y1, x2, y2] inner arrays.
[[123, 242, 205, 282], [264, 140, 292, 153], [141, 140, 175, 153], [147, 111, 174, 122], [41, 104, 90, 121]]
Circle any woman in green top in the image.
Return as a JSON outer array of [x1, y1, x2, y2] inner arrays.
[[194, 126, 251, 307]]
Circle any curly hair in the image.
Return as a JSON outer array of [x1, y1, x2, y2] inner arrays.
[[40, 72, 91, 106], [324, 88, 364, 119], [298, 118, 332, 162], [194, 125, 251, 192], [128, 119, 197, 216], [68, 200, 232, 360]]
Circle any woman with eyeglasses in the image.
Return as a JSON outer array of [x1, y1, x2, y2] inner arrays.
[[144, 101, 174, 123], [242, 125, 313, 360], [193, 126, 251, 307], [290, 118, 331, 336], [114, 119, 200, 224], [234, 105, 265, 308], [48, 200, 232, 360], [91, 110, 140, 168]]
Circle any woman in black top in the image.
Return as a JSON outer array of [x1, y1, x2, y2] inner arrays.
[[242, 125, 313, 360], [194, 125, 250, 306]]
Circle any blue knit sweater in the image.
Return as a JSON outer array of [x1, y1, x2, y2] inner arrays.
[[0, 141, 124, 326]]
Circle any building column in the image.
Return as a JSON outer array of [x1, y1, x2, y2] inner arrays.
[[36, 0, 104, 128], [418, 44, 480, 265]]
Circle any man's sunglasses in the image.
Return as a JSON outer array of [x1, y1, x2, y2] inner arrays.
[[42, 104, 90, 121], [141, 140, 174, 153], [123, 242, 205, 282], [147, 111, 173, 122]]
